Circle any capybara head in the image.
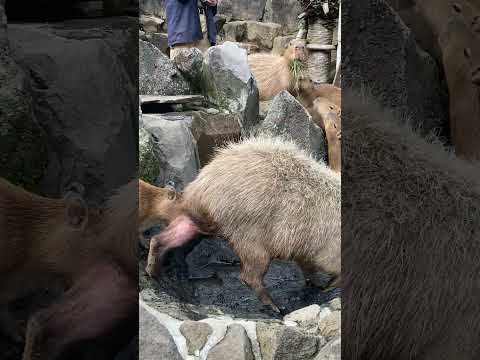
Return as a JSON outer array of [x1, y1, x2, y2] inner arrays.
[[139, 180, 182, 234], [313, 97, 341, 132], [285, 39, 308, 62]]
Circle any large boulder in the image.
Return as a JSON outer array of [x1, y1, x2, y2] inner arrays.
[[139, 39, 192, 96], [343, 0, 449, 137], [202, 42, 259, 131], [141, 113, 199, 189], [139, 120, 161, 184], [264, 0, 303, 35], [217, 0, 267, 21], [258, 91, 327, 161], [7, 19, 138, 202], [0, 3, 48, 191]]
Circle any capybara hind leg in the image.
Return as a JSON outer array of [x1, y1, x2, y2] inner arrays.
[[238, 249, 279, 313], [22, 261, 136, 360], [146, 215, 199, 277]]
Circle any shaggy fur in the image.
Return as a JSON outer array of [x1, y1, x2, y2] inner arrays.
[[342, 88, 480, 360], [148, 137, 341, 312], [248, 39, 308, 101]]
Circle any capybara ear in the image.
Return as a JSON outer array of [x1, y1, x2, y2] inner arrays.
[[64, 193, 89, 230], [165, 186, 177, 201]]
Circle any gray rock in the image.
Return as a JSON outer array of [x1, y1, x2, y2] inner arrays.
[[284, 305, 321, 330], [139, 303, 183, 360], [139, 40, 192, 96], [218, 0, 267, 21], [264, 0, 303, 35], [202, 42, 259, 131], [257, 322, 321, 360], [145, 32, 169, 54], [343, 0, 449, 135], [317, 308, 341, 339], [328, 298, 341, 311], [258, 91, 327, 161], [140, 14, 164, 33], [0, 6, 48, 191], [139, 122, 161, 184], [314, 336, 341, 360], [245, 21, 282, 49], [222, 21, 248, 43], [173, 47, 204, 84], [142, 113, 199, 189], [223, 21, 282, 49], [189, 111, 242, 166], [8, 19, 138, 203], [140, 0, 166, 19], [207, 324, 254, 360], [180, 320, 213, 355]]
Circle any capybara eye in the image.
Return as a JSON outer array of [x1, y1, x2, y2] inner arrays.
[[452, 3, 462, 12], [464, 47, 471, 58]]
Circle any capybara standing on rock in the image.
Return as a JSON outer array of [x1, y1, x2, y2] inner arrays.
[[146, 137, 341, 313], [248, 39, 309, 101]]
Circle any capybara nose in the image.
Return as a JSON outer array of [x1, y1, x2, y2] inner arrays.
[[472, 67, 480, 85]]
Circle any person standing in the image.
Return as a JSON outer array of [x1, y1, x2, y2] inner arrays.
[[165, 0, 218, 59]]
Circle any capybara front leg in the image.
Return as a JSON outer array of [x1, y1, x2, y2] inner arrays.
[[22, 261, 136, 360], [146, 215, 200, 278], [238, 249, 279, 313]]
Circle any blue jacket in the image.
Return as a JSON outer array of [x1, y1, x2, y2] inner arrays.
[[165, 0, 217, 47]]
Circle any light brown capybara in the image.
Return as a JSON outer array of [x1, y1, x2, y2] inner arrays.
[[315, 97, 341, 173], [146, 137, 341, 313], [296, 77, 341, 110], [248, 39, 309, 101]]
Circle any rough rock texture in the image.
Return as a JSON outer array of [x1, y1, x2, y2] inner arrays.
[[140, 0, 165, 19], [207, 324, 255, 360], [343, 0, 449, 136], [8, 19, 138, 202], [218, 0, 267, 21], [139, 120, 160, 184], [189, 111, 242, 166], [0, 3, 48, 191], [145, 32, 169, 54], [141, 113, 199, 189], [257, 322, 321, 360], [139, 303, 183, 360], [140, 14, 164, 33], [139, 39, 192, 96], [223, 21, 282, 49], [180, 320, 213, 355], [258, 91, 327, 161], [173, 47, 204, 85], [264, 0, 303, 34], [314, 336, 341, 360], [202, 42, 259, 131]]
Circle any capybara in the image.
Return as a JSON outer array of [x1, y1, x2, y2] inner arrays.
[[296, 77, 341, 110], [343, 88, 480, 359], [146, 137, 341, 313], [0, 177, 88, 342], [248, 39, 309, 101], [0, 178, 178, 359], [315, 97, 341, 173]]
